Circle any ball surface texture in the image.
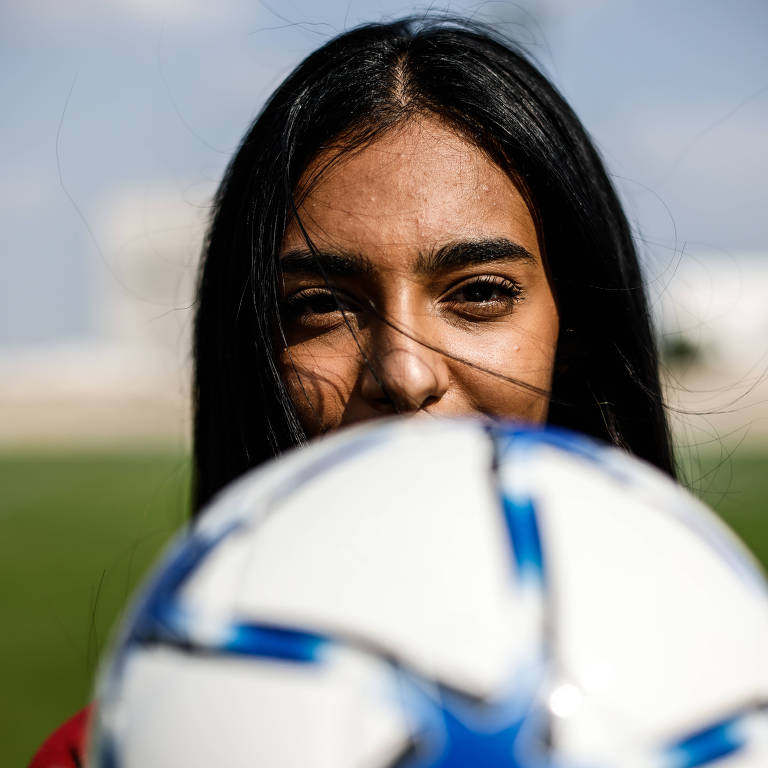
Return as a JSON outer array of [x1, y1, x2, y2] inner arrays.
[[90, 419, 768, 767]]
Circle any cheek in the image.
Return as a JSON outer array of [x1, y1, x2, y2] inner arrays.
[[446, 314, 559, 422], [279, 343, 361, 435]]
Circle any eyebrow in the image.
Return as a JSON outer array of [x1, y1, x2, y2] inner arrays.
[[279, 237, 537, 278], [279, 248, 374, 277], [414, 238, 537, 273]]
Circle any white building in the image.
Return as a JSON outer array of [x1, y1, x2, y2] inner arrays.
[[0, 191, 203, 448], [654, 252, 768, 448]]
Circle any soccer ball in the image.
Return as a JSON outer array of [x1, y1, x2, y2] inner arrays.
[[89, 419, 768, 767]]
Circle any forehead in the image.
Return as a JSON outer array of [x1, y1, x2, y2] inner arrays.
[[283, 118, 540, 267]]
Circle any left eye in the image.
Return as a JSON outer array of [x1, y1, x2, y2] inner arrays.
[[443, 277, 524, 319], [453, 281, 509, 302], [449, 277, 523, 303]]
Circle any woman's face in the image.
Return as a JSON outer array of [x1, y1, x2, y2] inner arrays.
[[278, 118, 559, 436]]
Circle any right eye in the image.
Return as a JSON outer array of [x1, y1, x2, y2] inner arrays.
[[281, 289, 359, 330]]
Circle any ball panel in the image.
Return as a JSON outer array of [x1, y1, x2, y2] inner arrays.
[[525, 443, 768, 758], [179, 421, 538, 695], [96, 645, 408, 768]]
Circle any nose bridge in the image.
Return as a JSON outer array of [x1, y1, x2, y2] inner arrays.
[[371, 302, 429, 357], [361, 305, 449, 412]]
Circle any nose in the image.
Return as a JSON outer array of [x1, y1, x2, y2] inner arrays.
[[359, 327, 450, 414]]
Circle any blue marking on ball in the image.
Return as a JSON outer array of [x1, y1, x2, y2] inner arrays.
[[222, 622, 330, 663], [664, 716, 745, 768]]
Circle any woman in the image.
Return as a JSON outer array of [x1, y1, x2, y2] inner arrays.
[[29, 15, 674, 767], [193, 16, 675, 513]]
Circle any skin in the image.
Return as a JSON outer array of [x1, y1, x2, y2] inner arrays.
[[278, 117, 559, 436]]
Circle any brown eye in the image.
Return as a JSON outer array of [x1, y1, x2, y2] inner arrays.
[[299, 293, 341, 315], [281, 289, 360, 330], [445, 276, 524, 318], [454, 281, 513, 303]]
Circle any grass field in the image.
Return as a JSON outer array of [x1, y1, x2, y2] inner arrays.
[[1, 451, 190, 765], [2, 446, 766, 765]]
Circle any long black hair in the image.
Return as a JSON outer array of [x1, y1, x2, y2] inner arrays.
[[193, 16, 675, 512]]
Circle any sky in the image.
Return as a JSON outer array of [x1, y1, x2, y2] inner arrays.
[[2, 0, 767, 347]]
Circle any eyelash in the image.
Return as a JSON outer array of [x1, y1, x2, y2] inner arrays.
[[280, 288, 360, 326], [444, 275, 524, 315], [281, 276, 524, 327]]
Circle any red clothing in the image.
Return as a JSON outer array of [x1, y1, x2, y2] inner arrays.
[[28, 706, 91, 768]]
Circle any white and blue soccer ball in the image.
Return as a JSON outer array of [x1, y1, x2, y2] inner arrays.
[[89, 418, 768, 767]]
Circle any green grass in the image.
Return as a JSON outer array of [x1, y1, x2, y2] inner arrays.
[[2, 447, 766, 765], [1, 451, 190, 766], [679, 448, 768, 568]]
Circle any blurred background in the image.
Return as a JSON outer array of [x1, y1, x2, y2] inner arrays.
[[3, 0, 767, 762]]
